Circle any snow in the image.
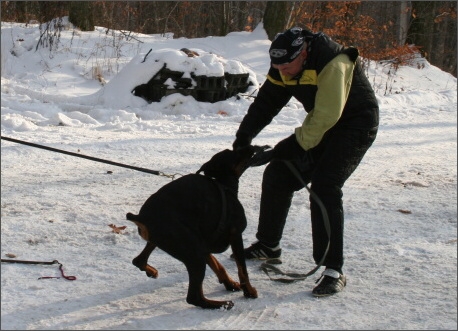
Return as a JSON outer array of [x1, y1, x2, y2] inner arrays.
[[1, 21, 457, 330]]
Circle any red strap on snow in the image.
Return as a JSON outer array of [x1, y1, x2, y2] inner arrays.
[[1, 258, 76, 281], [38, 262, 77, 281]]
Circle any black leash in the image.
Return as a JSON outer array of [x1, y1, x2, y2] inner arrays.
[[1, 258, 77, 280], [259, 159, 331, 283], [1, 136, 180, 179], [2, 136, 330, 282]]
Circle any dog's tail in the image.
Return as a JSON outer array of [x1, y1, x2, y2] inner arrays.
[[126, 212, 150, 241], [126, 212, 140, 222]]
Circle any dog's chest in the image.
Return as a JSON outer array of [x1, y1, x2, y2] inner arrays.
[[200, 184, 247, 241]]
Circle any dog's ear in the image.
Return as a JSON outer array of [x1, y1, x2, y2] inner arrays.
[[197, 149, 236, 178], [197, 145, 273, 179]]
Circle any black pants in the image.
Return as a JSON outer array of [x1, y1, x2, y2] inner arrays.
[[256, 126, 378, 272]]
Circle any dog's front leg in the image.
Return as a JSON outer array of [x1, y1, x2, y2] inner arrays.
[[206, 254, 241, 292], [132, 241, 158, 278], [230, 231, 258, 299], [185, 258, 234, 310]]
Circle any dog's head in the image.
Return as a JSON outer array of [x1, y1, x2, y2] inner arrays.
[[197, 145, 269, 180]]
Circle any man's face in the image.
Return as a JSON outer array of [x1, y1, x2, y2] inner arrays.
[[272, 50, 307, 77]]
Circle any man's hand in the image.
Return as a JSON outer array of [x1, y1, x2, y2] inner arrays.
[[273, 134, 306, 161]]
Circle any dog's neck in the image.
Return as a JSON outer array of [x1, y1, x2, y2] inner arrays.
[[215, 176, 239, 195]]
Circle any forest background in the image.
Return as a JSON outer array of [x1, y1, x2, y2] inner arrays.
[[1, 1, 456, 77]]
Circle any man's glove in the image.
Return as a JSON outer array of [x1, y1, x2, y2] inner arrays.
[[273, 134, 307, 161], [232, 133, 252, 151]]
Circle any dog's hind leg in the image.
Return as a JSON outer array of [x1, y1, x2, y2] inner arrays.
[[127, 212, 159, 278], [132, 241, 159, 278], [206, 254, 241, 292]]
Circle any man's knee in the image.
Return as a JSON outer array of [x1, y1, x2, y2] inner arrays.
[[262, 160, 305, 192], [310, 180, 343, 202]]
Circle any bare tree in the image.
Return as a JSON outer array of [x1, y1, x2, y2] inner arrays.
[[1, 1, 455, 76], [407, 1, 457, 76]]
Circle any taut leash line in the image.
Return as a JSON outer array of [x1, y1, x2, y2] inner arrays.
[[1, 135, 180, 179]]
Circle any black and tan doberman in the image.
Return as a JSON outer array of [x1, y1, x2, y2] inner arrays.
[[126, 146, 268, 309]]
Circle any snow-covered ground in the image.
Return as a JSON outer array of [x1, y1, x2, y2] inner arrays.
[[1, 21, 457, 330]]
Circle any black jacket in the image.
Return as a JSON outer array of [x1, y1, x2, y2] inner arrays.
[[236, 30, 379, 150]]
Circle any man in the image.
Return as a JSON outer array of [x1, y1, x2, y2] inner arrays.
[[231, 27, 379, 297]]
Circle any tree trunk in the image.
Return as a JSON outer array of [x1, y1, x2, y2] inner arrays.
[[15, 2, 28, 23], [263, 1, 289, 40], [220, 1, 229, 36], [398, 1, 410, 45], [69, 1, 94, 31]]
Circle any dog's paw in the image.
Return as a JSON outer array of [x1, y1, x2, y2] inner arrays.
[[223, 301, 235, 310], [188, 298, 234, 310], [242, 285, 258, 299], [145, 265, 158, 278], [207, 300, 235, 310], [222, 280, 241, 292]]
